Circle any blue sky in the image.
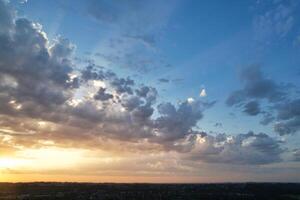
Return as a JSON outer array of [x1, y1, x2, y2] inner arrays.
[[0, 0, 300, 182], [16, 0, 299, 136]]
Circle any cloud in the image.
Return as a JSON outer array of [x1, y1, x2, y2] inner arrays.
[[227, 65, 286, 106], [253, 0, 299, 45], [226, 65, 285, 110], [158, 78, 169, 83], [274, 117, 300, 136], [86, 0, 176, 34], [0, 0, 290, 169], [199, 88, 207, 97], [226, 65, 282, 113], [81, 65, 116, 81], [0, 0, 15, 35], [293, 148, 300, 161], [0, 2, 78, 116], [185, 131, 284, 165], [153, 100, 215, 142], [135, 86, 157, 103], [260, 112, 275, 125], [94, 87, 114, 101], [85, 0, 178, 73], [277, 99, 300, 120], [227, 65, 300, 135], [243, 101, 261, 116], [214, 122, 223, 128], [272, 99, 300, 135], [110, 76, 135, 95], [0, 0, 211, 152]]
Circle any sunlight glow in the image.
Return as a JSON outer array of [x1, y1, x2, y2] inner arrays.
[[0, 158, 28, 168]]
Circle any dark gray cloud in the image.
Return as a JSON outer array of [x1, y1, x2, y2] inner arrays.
[[274, 117, 300, 136], [272, 99, 300, 135], [277, 99, 300, 120], [135, 86, 157, 105], [227, 65, 300, 136], [243, 101, 261, 116], [226, 65, 286, 107], [81, 65, 116, 81], [94, 87, 114, 101], [135, 86, 151, 98], [111, 77, 135, 94], [121, 96, 143, 111]]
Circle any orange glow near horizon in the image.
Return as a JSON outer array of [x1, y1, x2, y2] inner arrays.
[[0, 146, 209, 183], [0, 174, 209, 184]]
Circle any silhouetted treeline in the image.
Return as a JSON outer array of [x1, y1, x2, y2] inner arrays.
[[0, 182, 300, 200]]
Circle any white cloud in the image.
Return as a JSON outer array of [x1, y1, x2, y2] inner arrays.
[[187, 97, 194, 103], [200, 88, 207, 97]]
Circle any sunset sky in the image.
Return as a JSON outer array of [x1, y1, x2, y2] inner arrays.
[[0, 0, 300, 183]]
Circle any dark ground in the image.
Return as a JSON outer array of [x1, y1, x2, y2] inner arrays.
[[0, 182, 300, 200]]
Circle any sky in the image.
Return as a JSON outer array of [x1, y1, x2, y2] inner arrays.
[[0, 0, 300, 183]]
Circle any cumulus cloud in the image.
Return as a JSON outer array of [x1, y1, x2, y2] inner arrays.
[[94, 87, 114, 101], [0, 0, 208, 150], [152, 99, 214, 142], [185, 131, 284, 165], [111, 77, 135, 94], [0, 2, 78, 117], [0, 0, 290, 168]]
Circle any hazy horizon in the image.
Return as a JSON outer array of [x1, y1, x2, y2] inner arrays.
[[0, 0, 300, 183]]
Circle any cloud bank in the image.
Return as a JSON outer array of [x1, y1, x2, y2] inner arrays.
[[0, 0, 298, 179]]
